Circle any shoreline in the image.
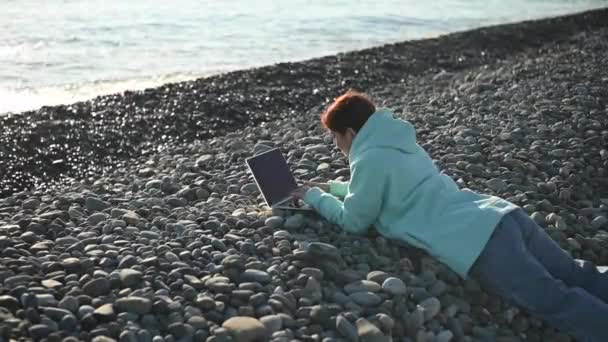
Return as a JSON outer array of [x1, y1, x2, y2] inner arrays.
[[1, 7, 607, 197], [3, 6, 607, 117]]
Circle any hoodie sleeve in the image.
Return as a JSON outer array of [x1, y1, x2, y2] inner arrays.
[[303, 151, 387, 234], [328, 180, 349, 198]]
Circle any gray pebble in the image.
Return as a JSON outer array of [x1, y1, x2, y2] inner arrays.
[[349, 292, 382, 307], [85, 197, 110, 211], [486, 178, 507, 192], [381, 277, 407, 296], [140, 231, 160, 240], [591, 216, 607, 229], [83, 278, 111, 296], [375, 313, 394, 332], [22, 198, 41, 210], [36, 294, 58, 306], [356, 318, 388, 342], [28, 324, 53, 340], [114, 297, 152, 315], [260, 315, 283, 334], [265, 216, 284, 229], [240, 269, 271, 284], [344, 280, 381, 294], [336, 315, 358, 342], [366, 271, 390, 284], [119, 330, 138, 342], [419, 297, 441, 321], [0, 295, 19, 312], [119, 269, 143, 287]]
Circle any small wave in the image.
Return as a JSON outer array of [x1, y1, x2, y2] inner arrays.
[[0, 71, 217, 114]]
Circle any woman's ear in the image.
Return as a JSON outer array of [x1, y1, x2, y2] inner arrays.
[[346, 127, 357, 139]]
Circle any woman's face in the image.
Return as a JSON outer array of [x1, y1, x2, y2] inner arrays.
[[332, 128, 356, 157]]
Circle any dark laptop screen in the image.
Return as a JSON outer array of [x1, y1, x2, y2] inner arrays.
[[246, 148, 298, 206]]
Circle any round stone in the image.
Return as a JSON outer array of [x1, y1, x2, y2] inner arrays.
[[240, 269, 271, 284], [349, 292, 382, 306], [419, 297, 441, 321], [114, 297, 152, 315], [259, 315, 282, 334], [367, 271, 390, 284], [356, 318, 388, 342], [0, 295, 19, 313], [222, 316, 268, 342], [273, 230, 292, 240], [83, 278, 111, 296], [344, 280, 381, 294], [382, 277, 407, 296], [85, 197, 110, 212], [265, 216, 284, 229], [28, 324, 53, 340], [94, 304, 116, 322], [591, 216, 607, 229], [119, 269, 143, 287], [486, 178, 507, 192], [336, 315, 358, 341], [376, 313, 394, 332], [436, 330, 454, 342]]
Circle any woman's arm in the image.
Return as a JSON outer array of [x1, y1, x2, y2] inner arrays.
[[305, 180, 350, 198], [302, 150, 387, 234]]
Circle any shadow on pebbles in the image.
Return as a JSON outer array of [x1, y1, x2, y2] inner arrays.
[[1, 8, 608, 342]]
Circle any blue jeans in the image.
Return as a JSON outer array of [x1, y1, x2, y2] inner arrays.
[[470, 208, 608, 342]]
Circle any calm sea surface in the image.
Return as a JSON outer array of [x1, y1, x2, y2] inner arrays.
[[1, 0, 606, 114]]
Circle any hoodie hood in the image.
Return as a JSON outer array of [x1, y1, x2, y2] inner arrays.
[[349, 108, 418, 160]]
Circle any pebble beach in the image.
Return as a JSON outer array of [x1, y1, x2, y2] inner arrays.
[[1, 7, 608, 342]]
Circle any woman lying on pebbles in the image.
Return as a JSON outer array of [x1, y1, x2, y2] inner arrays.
[[291, 90, 608, 342]]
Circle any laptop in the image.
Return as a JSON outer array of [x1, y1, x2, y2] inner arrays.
[[245, 148, 314, 212]]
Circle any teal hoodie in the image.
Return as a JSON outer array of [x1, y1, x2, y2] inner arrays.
[[303, 108, 518, 278]]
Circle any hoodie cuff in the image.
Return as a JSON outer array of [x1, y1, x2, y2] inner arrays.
[[303, 187, 324, 208], [328, 180, 349, 198]]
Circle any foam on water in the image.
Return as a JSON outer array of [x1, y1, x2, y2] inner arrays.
[[0, 72, 212, 114]]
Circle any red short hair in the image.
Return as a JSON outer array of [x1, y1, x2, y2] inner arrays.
[[321, 90, 376, 134]]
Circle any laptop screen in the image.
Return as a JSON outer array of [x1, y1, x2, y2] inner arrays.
[[246, 148, 298, 207]]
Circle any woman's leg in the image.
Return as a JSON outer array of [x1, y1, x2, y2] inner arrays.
[[510, 208, 608, 302], [470, 213, 608, 342]]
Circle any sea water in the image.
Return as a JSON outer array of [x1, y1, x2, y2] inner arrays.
[[1, 0, 606, 114]]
